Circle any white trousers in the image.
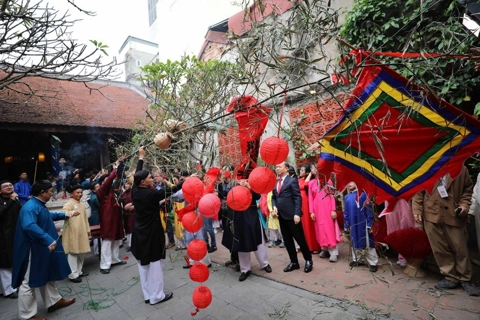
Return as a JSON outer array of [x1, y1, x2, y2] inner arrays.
[[0, 268, 16, 296], [322, 246, 339, 256], [126, 233, 132, 247], [100, 239, 122, 269], [268, 229, 282, 241], [351, 247, 378, 266], [137, 260, 165, 304], [239, 228, 269, 273], [92, 239, 99, 255], [18, 256, 62, 320], [67, 253, 85, 279]]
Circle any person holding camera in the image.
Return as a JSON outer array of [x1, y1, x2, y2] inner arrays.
[[412, 166, 479, 296]]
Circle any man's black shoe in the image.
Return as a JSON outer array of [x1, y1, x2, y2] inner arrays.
[[283, 262, 300, 272], [6, 291, 18, 299], [112, 260, 127, 266], [145, 299, 150, 304], [304, 260, 313, 273], [151, 292, 173, 305], [100, 268, 110, 274], [183, 265, 191, 269], [208, 246, 217, 253], [80, 272, 89, 277], [263, 264, 272, 273], [349, 261, 365, 268], [239, 271, 251, 281], [70, 277, 82, 283]]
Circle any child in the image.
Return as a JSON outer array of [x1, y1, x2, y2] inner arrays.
[[264, 192, 284, 248], [62, 184, 91, 282]]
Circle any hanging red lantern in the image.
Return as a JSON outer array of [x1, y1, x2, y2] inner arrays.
[[226, 186, 252, 211], [191, 285, 212, 316], [187, 239, 208, 261], [182, 177, 204, 204], [259, 136, 289, 165], [182, 211, 203, 233], [198, 194, 221, 219], [189, 262, 210, 283], [248, 166, 277, 194]]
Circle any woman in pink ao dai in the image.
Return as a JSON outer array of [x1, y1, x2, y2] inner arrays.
[[308, 166, 342, 262]]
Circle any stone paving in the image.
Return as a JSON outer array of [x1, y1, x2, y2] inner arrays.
[[1, 232, 479, 320], [209, 233, 480, 320]]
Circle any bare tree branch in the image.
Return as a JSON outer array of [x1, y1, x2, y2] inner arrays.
[[0, 0, 119, 102]]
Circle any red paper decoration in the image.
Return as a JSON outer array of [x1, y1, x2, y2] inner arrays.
[[187, 239, 208, 261], [226, 186, 252, 211], [248, 166, 277, 194], [198, 194, 221, 219], [191, 286, 212, 316], [384, 228, 432, 259], [259, 136, 289, 165], [189, 262, 210, 283], [182, 211, 203, 233], [182, 177, 205, 204]]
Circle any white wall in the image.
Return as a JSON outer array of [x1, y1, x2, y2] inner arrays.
[[154, 0, 244, 62]]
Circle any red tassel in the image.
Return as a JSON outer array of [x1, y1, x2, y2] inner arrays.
[[190, 308, 199, 316], [184, 256, 191, 267]]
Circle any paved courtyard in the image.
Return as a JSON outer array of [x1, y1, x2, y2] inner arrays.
[[1, 232, 479, 320]]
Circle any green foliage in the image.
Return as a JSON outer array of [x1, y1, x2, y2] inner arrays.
[[340, 0, 480, 107], [89, 40, 109, 56], [140, 55, 243, 124], [117, 55, 244, 171]]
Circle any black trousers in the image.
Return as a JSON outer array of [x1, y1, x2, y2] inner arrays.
[[278, 215, 312, 264]]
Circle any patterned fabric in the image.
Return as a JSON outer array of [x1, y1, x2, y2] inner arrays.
[[318, 51, 480, 210]]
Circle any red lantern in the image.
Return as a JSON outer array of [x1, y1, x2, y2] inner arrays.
[[226, 186, 252, 211], [198, 194, 221, 219], [182, 177, 204, 204], [189, 262, 210, 283], [248, 166, 277, 194], [182, 211, 203, 233], [187, 239, 207, 261], [259, 136, 289, 165], [191, 285, 212, 316]]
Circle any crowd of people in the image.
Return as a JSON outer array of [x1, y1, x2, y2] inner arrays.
[[1, 155, 480, 319]]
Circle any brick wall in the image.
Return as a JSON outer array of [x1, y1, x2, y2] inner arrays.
[[288, 95, 346, 167]]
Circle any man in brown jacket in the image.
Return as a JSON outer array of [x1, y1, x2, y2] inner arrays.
[[412, 166, 479, 296]]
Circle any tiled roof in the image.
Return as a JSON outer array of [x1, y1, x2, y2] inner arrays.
[[0, 75, 149, 130]]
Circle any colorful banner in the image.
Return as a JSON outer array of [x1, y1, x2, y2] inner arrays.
[[318, 51, 480, 210]]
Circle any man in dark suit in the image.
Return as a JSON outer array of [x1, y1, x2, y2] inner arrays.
[[271, 161, 313, 273]]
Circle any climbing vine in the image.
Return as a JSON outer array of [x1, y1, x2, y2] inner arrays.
[[340, 0, 480, 107]]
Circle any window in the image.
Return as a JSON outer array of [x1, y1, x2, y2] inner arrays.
[[136, 60, 142, 67], [148, 0, 157, 26]]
